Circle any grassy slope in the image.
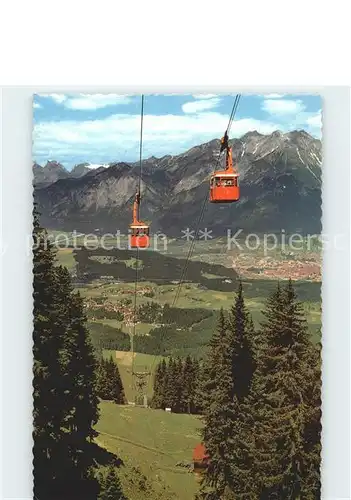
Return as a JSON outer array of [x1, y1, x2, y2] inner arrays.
[[55, 248, 76, 270], [95, 402, 202, 500], [102, 350, 165, 402]]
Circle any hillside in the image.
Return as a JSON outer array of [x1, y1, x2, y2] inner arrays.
[[34, 130, 322, 235], [74, 247, 239, 289], [102, 351, 164, 403], [33, 161, 107, 187], [32, 160, 70, 187], [95, 402, 202, 499]]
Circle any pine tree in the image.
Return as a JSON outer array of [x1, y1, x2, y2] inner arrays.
[[182, 355, 196, 414], [174, 357, 184, 412], [151, 355, 201, 414], [225, 283, 257, 499], [63, 290, 100, 482], [192, 357, 203, 414], [199, 284, 257, 499], [105, 358, 117, 400], [33, 208, 67, 497], [199, 309, 237, 498], [50, 266, 81, 494], [250, 279, 320, 498], [199, 309, 228, 410], [164, 357, 176, 410], [99, 466, 126, 500], [96, 358, 110, 399], [151, 358, 167, 409], [98, 357, 126, 403], [228, 281, 256, 402], [163, 357, 182, 412], [110, 357, 126, 404], [159, 358, 168, 408], [250, 281, 294, 496], [33, 207, 100, 499], [300, 341, 321, 498]]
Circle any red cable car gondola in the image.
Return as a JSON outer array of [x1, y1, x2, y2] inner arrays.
[[129, 191, 150, 249], [210, 130, 240, 203]]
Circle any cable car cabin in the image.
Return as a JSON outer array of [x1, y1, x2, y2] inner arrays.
[[129, 224, 150, 249], [129, 191, 150, 249], [209, 171, 239, 203], [210, 136, 240, 203]]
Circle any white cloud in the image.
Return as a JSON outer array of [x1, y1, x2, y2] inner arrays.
[[259, 95, 322, 138], [262, 98, 306, 116], [182, 98, 221, 114], [38, 93, 67, 104], [263, 93, 285, 99], [33, 102, 41, 109], [48, 93, 67, 104], [39, 93, 131, 110], [274, 109, 322, 139], [303, 110, 322, 139], [306, 110, 322, 128], [192, 94, 218, 99], [33, 111, 280, 167], [64, 94, 132, 110]]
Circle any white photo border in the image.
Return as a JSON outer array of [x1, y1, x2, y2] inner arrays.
[[1, 86, 350, 500]]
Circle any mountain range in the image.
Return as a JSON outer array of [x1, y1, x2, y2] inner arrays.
[[33, 130, 322, 236], [32, 161, 108, 187]]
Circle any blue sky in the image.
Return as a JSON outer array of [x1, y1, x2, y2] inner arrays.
[[33, 93, 322, 170]]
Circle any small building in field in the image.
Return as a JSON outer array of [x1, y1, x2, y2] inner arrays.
[[192, 443, 209, 473]]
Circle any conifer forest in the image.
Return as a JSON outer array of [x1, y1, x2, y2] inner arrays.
[[33, 206, 321, 499]]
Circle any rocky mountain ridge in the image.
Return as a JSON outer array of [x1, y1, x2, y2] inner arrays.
[[33, 130, 322, 236]]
